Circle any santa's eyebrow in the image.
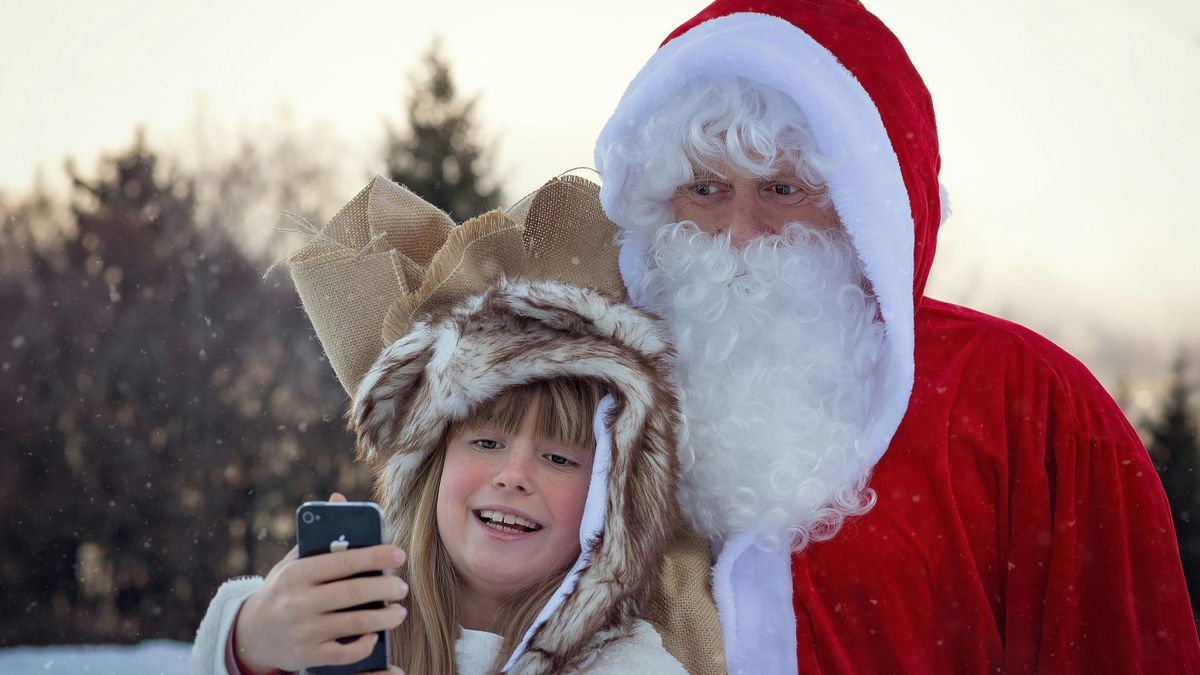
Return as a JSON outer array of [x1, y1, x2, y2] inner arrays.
[[767, 168, 803, 180]]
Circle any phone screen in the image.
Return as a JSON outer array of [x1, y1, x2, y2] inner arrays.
[[296, 501, 390, 675]]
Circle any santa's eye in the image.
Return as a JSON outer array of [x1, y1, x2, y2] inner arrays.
[[765, 182, 813, 204], [676, 179, 726, 199]]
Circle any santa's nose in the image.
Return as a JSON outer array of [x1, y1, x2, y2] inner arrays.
[[726, 191, 774, 247]]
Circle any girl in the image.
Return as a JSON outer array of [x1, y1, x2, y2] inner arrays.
[[192, 271, 686, 671], [350, 277, 685, 674]]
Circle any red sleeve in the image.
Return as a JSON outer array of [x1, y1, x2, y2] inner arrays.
[[971, 309, 1200, 673], [1003, 396, 1199, 672], [793, 303, 1199, 673]]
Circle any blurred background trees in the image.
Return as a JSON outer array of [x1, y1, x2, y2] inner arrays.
[[1148, 352, 1200, 623], [0, 42, 501, 645], [0, 132, 364, 644], [2, 38, 1200, 647]]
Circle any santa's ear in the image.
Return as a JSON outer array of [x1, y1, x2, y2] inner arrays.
[[350, 331, 436, 460]]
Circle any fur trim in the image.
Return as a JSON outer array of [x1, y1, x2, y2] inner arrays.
[[352, 277, 680, 674], [712, 534, 798, 675], [939, 182, 952, 225], [595, 12, 916, 489]]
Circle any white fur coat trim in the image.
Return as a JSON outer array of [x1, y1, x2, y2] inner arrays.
[[189, 576, 263, 675], [712, 534, 798, 675]]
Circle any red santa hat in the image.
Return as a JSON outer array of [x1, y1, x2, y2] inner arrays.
[[595, 0, 946, 496]]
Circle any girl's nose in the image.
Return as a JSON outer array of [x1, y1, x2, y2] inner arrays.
[[492, 452, 532, 494]]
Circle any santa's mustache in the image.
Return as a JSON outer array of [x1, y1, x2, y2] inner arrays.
[[640, 221, 874, 327]]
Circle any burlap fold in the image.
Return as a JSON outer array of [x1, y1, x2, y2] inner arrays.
[[647, 531, 729, 675], [287, 174, 623, 397]]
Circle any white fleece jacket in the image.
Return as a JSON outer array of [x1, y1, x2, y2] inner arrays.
[[189, 576, 685, 675]]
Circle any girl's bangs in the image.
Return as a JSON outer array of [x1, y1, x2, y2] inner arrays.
[[455, 379, 605, 450]]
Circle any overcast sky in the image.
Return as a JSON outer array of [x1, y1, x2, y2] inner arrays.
[[2, 0, 1198, 403]]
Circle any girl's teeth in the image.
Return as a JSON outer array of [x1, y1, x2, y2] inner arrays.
[[479, 510, 539, 531]]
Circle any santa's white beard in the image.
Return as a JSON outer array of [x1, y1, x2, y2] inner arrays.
[[629, 222, 885, 551]]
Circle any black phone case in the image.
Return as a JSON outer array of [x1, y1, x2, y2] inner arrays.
[[296, 501, 390, 675]]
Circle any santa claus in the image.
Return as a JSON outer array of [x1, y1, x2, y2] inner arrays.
[[594, 1, 1200, 673]]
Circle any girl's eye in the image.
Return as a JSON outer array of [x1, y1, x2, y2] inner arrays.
[[545, 453, 577, 467], [472, 439, 500, 450]]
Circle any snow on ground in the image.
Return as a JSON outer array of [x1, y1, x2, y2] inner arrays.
[[0, 640, 191, 674]]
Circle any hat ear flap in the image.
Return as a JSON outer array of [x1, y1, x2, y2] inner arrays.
[[351, 330, 437, 460]]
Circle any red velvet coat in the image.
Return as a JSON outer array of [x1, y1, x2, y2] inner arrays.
[[793, 297, 1200, 673]]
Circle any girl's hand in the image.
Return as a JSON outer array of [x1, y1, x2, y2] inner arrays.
[[233, 493, 409, 674]]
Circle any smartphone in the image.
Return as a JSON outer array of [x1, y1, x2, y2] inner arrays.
[[296, 501, 391, 675]]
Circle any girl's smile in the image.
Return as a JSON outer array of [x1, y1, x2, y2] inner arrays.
[[473, 507, 544, 537]]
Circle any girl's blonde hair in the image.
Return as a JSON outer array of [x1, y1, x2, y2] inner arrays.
[[385, 377, 606, 675]]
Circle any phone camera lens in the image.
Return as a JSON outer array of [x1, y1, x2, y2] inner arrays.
[[302, 511, 315, 524]]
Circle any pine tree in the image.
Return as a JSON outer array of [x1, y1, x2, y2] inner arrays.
[[384, 40, 503, 222], [1149, 350, 1200, 614]]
